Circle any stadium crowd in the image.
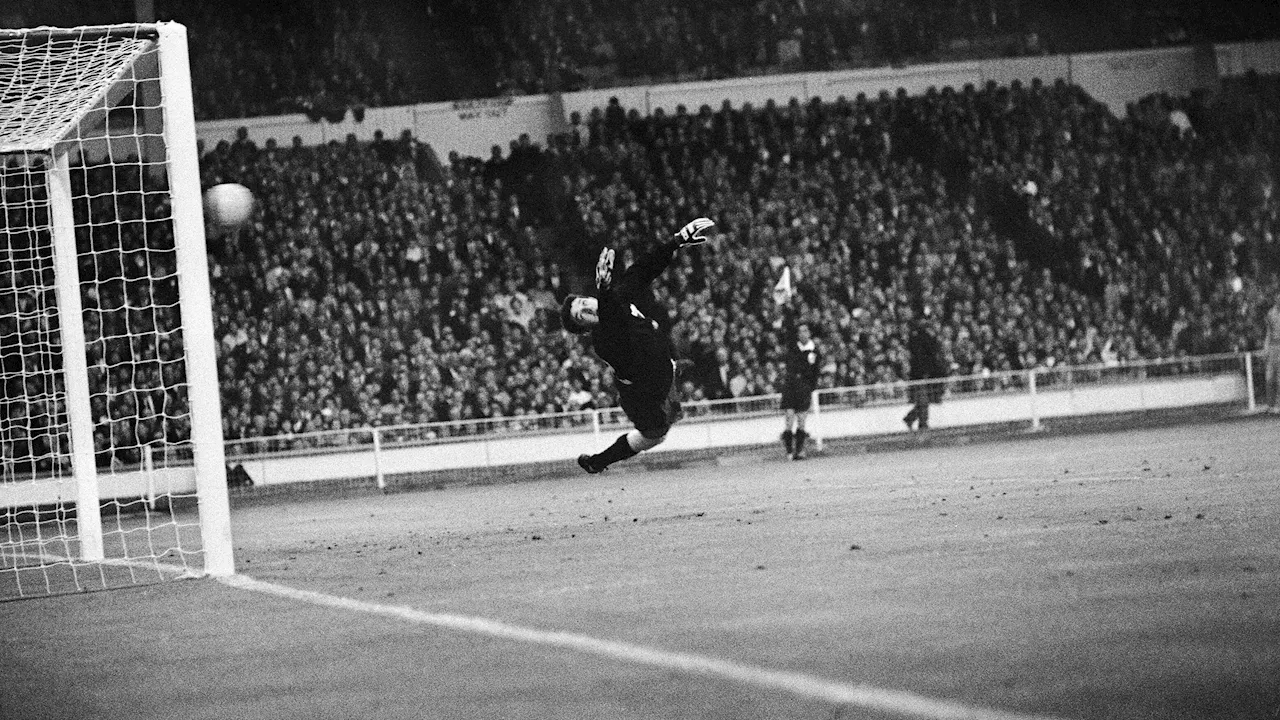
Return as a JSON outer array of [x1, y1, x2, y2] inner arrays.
[[4, 75, 1277, 470], [190, 72, 1279, 445], [166, 0, 1274, 110], [7, 0, 1269, 117], [1, 1, 1278, 471]]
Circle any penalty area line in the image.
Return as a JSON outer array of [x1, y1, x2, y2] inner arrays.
[[219, 573, 1068, 720]]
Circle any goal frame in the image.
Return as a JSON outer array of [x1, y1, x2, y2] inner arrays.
[[0, 22, 233, 579]]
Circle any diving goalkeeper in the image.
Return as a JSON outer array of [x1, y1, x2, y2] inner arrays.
[[560, 218, 716, 474]]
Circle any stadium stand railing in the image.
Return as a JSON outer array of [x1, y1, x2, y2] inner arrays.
[[216, 350, 1258, 490], [0, 350, 1261, 506]]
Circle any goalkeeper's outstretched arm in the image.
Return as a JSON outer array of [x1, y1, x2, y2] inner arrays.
[[675, 217, 715, 246], [615, 217, 716, 297]]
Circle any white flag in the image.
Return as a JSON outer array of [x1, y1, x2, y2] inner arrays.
[[773, 266, 792, 305]]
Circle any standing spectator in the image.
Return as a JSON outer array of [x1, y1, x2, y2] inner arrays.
[[904, 306, 946, 431], [504, 292, 537, 332], [779, 314, 822, 460], [698, 346, 735, 401], [1265, 297, 1280, 414]]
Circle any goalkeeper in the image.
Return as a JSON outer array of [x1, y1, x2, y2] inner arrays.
[[560, 218, 716, 474]]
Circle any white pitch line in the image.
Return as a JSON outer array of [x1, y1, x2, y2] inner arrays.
[[220, 573, 1071, 720]]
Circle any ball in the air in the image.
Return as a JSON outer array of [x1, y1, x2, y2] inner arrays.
[[203, 183, 254, 228]]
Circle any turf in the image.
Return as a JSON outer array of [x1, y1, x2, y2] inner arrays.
[[2, 415, 1278, 720]]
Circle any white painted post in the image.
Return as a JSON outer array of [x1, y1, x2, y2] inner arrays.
[[1028, 370, 1041, 431], [1137, 362, 1147, 411], [144, 444, 156, 511], [1244, 352, 1256, 413], [373, 428, 386, 489], [810, 389, 823, 452], [48, 153, 103, 562], [158, 22, 234, 576]]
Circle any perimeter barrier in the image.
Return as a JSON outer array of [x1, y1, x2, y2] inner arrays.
[[0, 351, 1262, 507]]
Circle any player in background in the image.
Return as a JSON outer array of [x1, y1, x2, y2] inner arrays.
[[1264, 296, 1280, 413], [779, 310, 822, 460], [903, 305, 946, 431], [560, 218, 716, 473]]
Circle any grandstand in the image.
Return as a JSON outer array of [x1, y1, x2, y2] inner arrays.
[[2, 2, 1280, 718], [194, 59, 1280, 449], [2, 0, 1277, 551], [3, 0, 1278, 565]]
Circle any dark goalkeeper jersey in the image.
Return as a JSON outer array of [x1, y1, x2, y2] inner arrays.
[[589, 238, 679, 392]]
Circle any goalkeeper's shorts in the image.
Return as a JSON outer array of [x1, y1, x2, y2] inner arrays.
[[619, 381, 683, 439]]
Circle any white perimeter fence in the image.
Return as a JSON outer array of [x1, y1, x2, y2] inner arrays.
[[3, 351, 1262, 507]]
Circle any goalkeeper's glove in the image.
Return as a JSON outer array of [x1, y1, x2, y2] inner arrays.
[[675, 217, 716, 247], [595, 246, 615, 289]]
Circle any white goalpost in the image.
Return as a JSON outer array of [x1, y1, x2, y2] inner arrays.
[[0, 23, 233, 599]]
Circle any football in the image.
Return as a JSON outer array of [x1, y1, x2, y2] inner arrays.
[[203, 182, 254, 228]]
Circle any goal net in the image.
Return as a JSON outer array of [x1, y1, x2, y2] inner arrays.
[[1, 23, 232, 599]]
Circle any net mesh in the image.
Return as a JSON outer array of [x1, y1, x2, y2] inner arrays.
[[0, 30, 153, 154], [1, 26, 205, 600]]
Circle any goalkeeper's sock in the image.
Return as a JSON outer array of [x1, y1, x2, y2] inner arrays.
[[794, 430, 808, 457], [781, 429, 794, 454], [593, 433, 639, 469]]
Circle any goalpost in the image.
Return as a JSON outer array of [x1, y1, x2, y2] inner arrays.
[[0, 23, 233, 599]]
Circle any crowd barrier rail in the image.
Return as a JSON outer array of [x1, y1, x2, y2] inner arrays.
[[3, 351, 1259, 509]]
